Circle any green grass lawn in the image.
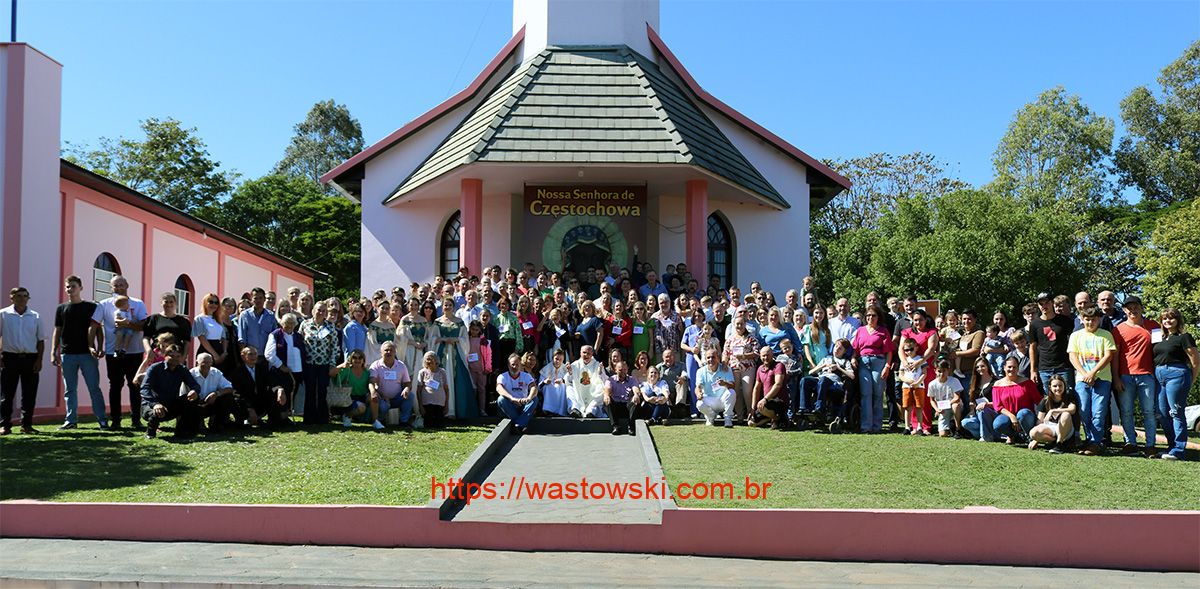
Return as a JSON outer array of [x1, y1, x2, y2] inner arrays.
[[0, 422, 491, 504], [652, 425, 1200, 510]]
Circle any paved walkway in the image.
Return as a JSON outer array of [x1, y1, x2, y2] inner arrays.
[[2, 539, 1194, 588], [448, 418, 664, 524]]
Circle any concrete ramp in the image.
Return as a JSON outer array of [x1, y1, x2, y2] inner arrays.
[[437, 418, 672, 524]]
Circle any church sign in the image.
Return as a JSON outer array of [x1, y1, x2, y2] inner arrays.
[[524, 185, 646, 217], [521, 185, 647, 272]]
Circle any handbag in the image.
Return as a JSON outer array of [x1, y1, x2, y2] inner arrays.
[[327, 371, 354, 408]]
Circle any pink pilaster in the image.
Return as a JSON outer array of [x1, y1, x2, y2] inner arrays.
[[686, 179, 708, 282], [1, 46, 27, 295], [141, 223, 154, 301], [460, 178, 483, 275]]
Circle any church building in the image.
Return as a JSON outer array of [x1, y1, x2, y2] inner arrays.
[[323, 0, 850, 296]]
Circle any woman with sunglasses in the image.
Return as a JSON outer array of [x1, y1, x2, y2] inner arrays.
[[192, 293, 228, 366], [851, 304, 895, 434], [397, 297, 431, 383]]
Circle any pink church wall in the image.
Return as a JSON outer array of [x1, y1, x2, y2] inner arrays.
[[274, 274, 309, 297], [70, 196, 146, 293], [223, 255, 272, 300], [33, 178, 314, 422], [150, 229, 219, 313]]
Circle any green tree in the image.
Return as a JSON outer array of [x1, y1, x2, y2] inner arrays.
[[273, 100, 365, 190], [822, 189, 1084, 316], [813, 152, 968, 302], [63, 118, 238, 211], [990, 87, 1114, 211], [194, 175, 361, 300], [1139, 198, 1200, 321], [1115, 41, 1200, 209], [1076, 203, 1144, 295]]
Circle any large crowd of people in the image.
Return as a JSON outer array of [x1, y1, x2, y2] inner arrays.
[[0, 259, 1195, 461]]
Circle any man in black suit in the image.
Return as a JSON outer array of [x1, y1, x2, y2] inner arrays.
[[232, 346, 289, 427]]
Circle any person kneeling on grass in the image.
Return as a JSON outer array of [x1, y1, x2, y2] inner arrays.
[[605, 358, 641, 435], [335, 349, 376, 430], [926, 360, 963, 438], [497, 353, 537, 435], [190, 352, 238, 433], [416, 351, 449, 429], [695, 348, 737, 428], [1027, 375, 1079, 453], [138, 344, 202, 439], [750, 346, 788, 429], [369, 341, 413, 431], [637, 364, 672, 425]]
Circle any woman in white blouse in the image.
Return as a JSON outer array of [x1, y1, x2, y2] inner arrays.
[[638, 364, 672, 425]]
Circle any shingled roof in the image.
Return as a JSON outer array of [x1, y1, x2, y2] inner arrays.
[[386, 46, 789, 208]]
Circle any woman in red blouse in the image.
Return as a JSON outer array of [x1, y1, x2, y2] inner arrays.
[[852, 305, 895, 434], [990, 356, 1041, 443], [605, 300, 634, 358]]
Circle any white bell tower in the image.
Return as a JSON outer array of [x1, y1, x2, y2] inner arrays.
[[513, 0, 661, 61]]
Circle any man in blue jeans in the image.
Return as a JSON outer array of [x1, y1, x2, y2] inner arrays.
[[1068, 307, 1118, 456], [1028, 292, 1075, 394], [497, 353, 537, 435], [52, 275, 108, 429], [1112, 296, 1159, 457]]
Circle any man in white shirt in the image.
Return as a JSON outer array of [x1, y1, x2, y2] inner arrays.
[[828, 298, 861, 342], [496, 352, 537, 435], [695, 348, 736, 428], [190, 352, 237, 432], [0, 287, 45, 435], [455, 290, 484, 325], [89, 275, 148, 430], [565, 345, 606, 418]]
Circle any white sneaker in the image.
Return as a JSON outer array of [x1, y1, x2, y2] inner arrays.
[[704, 417, 715, 426], [342, 415, 352, 428], [372, 420, 385, 431]]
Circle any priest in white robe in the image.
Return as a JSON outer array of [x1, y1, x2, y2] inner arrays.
[[566, 345, 606, 418]]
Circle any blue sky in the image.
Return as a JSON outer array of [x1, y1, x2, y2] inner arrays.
[[7, 0, 1198, 190]]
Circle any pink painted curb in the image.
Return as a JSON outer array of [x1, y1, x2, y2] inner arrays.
[[2, 501, 1196, 572]]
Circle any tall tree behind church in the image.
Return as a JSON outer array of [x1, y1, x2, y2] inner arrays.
[[273, 100, 365, 192], [270, 100, 365, 298]]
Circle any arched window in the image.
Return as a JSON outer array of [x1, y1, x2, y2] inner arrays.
[[174, 274, 195, 317], [440, 211, 461, 278], [707, 213, 734, 290], [92, 252, 121, 301]]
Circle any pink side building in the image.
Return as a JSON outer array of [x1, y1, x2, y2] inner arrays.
[[0, 42, 316, 423]]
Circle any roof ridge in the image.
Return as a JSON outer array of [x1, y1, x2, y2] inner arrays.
[[465, 50, 550, 164], [629, 51, 788, 208], [387, 52, 538, 201], [623, 48, 689, 165]]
